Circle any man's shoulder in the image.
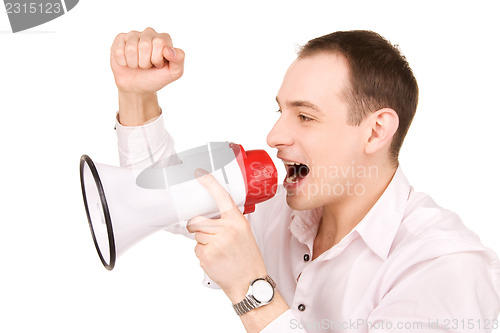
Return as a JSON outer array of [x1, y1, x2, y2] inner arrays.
[[383, 189, 500, 306], [390, 188, 490, 261], [403, 190, 476, 238]]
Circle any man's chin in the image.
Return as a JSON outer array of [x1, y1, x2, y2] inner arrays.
[[285, 193, 319, 211]]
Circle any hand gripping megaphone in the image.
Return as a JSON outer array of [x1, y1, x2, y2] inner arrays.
[[80, 142, 277, 272]]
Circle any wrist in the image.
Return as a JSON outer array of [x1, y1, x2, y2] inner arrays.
[[226, 271, 269, 304], [226, 285, 251, 304], [117, 90, 161, 126], [232, 275, 277, 317]]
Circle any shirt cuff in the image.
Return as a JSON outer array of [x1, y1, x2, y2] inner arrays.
[[260, 309, 306, 332], [115, 113, 176, 168]]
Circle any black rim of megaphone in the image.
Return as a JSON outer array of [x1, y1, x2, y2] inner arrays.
[[80, 155, 116, 270]]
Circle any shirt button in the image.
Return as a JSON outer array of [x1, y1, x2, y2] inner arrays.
[[303, 254, 310, 262], [298, 304, 306, 312]]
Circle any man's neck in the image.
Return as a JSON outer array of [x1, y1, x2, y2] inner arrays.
[[312, 164, 397, 260]]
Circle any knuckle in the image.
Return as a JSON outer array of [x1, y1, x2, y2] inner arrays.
[[125, 43, 137, 54], [114, 32, 126, 42], [158, 33, 172, 45], [114, 47, 125, 58], [125, 31, 139, 42], [152, 36, 167, 47], [138, 40, 151, 52]]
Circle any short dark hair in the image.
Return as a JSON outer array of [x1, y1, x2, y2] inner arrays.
[[298, 30, 419, 163]]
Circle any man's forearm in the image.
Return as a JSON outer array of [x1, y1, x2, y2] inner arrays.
[[117, 91, 162, 126]]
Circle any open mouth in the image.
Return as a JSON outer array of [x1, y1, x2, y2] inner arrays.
[[284, 161, 310, 184]]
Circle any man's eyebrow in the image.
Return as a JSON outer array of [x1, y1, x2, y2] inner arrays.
[[276, 97, 324, 116]]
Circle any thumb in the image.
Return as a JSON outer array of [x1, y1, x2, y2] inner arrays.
[[163, 47, 185, 80]]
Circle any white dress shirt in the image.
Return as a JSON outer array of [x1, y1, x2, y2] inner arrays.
[[116, 115, 500, 332]]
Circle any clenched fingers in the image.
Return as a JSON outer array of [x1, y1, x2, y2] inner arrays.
[[111, 27, 174, 69]]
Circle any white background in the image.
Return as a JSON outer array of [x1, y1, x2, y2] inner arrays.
[[1, 0, 499, 332]]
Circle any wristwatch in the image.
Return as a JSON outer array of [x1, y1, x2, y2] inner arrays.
[[232, 275, 276, 316]]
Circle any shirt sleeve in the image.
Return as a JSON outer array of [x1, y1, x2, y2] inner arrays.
[[115, 113, 179, 169], [366, 250, 500, 332], [115, 113, 192, 239], [261, 310, 307, 332]]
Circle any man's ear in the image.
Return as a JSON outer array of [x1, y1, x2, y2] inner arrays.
[[364, 108, 399, 155]]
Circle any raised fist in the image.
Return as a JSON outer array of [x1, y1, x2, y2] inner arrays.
[[110, 27, 185, 94]]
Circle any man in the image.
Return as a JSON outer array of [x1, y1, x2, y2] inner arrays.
[[111, 27, 500, 332]]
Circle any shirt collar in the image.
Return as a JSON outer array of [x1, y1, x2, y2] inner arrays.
[[288, 166, 411, 260], [353, 166, 410, 260], [290, 206, 323, 253]]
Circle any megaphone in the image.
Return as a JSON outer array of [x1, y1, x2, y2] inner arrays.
[[80, 142, 277, 271]]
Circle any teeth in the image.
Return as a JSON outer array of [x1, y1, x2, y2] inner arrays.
[[284, 160, 305, 184], [284, 161, 303, 166], [285, 175, 298, 184]]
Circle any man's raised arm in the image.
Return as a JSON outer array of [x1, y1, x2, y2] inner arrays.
[[110, 28, 185, 168]]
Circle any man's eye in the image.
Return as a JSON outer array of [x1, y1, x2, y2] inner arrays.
[[276, 109, 282, 114], [298, 114, 313, 122]]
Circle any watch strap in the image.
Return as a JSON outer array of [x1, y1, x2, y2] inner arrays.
[[264, 275, 276, 288], [232, 275, 276, 316], [233, 296, 259, 316]]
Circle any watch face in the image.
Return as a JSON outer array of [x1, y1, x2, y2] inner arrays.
[[252, 279, 274, 303]]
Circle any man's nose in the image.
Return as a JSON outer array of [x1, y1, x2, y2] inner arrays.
[[266, 115, 294, 148]]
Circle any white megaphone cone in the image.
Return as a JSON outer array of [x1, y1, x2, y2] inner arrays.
[[80, 142, 277, 271]]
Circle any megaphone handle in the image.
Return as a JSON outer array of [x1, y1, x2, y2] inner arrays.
[[203, 272, 221, 289]]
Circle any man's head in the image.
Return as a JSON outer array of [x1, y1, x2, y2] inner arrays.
[[299, 30, 419, 163], [267, 30, 418, 210]]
